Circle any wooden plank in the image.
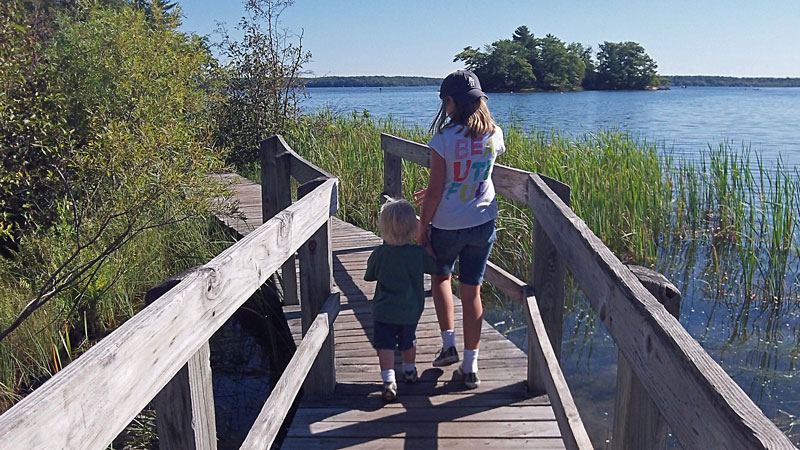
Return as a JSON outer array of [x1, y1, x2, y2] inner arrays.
[[381, 133, 431, 168], [525, 296, 592, 450], [261, 137, 299, 306], [526, 172, 794, 449], [613, 265, 682, 450], [240, 293, 340, 450], [298, 178, 336, 396], [0, 178, 339, 450], [145, 269, 217, 450], [530, 174, 570, 390], [484, 260, 527, 303], [282, 437, 567, 449], [291, 405, 557, 423], [288, 420, 561, 439]]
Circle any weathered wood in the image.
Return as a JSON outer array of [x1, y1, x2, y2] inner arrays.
[[525, 295, 592, 450], [239, 292, 340, 450], [381, 133, 431, 168], [484, 260, 527, 303], [261, 136, 299, 306], [613, 265, 682, 450], [526, 172, 793, 449], [282, 437, 567, 450], [298, 178, 336, 396], [145, 269, 216, 450], [0, 178, 338, 450], [530, 174, 570, 392], [382, 143, 403, 202], [380, 133, 531, 204]]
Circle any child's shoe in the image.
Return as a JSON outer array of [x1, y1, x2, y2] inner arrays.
[[403, 368, 418, 384], [456, 366, 480, 389], [381, 381, 397, 402], [432, 346, 459, 367]]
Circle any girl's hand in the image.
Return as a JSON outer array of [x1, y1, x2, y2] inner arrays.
[[416, 224, 435, 258], [413, 188, 427, 206]]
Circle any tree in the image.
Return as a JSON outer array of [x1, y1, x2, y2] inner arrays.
[[215, 0, 311, 167], [596, 41, 659, 90], [0, 3, 226, 342], [535, 34, 585, 91]]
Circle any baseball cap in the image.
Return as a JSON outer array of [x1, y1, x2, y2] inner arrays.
[[439, 70, 487, 104]]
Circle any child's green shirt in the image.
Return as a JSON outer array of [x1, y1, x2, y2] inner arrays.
[[364, 243, 436, 325]]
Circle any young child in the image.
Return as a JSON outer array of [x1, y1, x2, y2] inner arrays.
[[364, 198, 436, 402], [415, 69, 505, 389]]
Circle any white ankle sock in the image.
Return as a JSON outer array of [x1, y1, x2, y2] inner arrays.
[[381, 369, 396, 383], [441, 329, 456, 349], [463, 349, 479, 373], [402, 362, 416, 373]]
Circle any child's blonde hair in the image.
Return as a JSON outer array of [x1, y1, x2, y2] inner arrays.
[[379, 199, 418, 246], [430, 97, 496, 139]]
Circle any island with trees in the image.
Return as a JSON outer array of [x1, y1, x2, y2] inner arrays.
[[454, 26, 660, 92]]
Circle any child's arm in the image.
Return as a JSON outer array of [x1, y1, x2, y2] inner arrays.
[[422, 250, 437, 275], [415, 151, 446, 250], [364, 249, 378, 282]]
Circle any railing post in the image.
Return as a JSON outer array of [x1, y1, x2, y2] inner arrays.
[[145, 268, 217, 450], [261, 136, 299, 306], [381, 134, 403, 203], [612, 265, 682, 450], [528, 175, 570, 394], [297, 178, 336, 395]]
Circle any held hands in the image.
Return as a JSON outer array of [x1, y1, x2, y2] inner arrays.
[[413, 188, 426, 206], [416, 223, 435, 258]]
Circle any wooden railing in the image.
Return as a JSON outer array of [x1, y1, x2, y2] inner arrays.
[[0, 136, 339, 450], [381, 133, 795, 450]]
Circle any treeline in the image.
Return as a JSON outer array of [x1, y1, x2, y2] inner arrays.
[[665, 76, 800, 87], [455, 26, 660, 92], [302, 76, 440, 88]]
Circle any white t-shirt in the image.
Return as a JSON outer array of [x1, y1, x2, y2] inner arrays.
[[428, 125, 506, 230]]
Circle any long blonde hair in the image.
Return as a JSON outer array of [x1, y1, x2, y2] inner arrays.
[[429, 97, 496, 138]]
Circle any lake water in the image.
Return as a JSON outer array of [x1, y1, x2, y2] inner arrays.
[[300, 86, 800, 447], [302, 85, 800, 166]]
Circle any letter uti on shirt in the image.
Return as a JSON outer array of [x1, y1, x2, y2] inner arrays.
[[428, 125, 506, 230]]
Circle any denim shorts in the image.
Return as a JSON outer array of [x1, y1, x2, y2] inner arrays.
[[430, 219, 496, 286], [373, 321, 417, 351]]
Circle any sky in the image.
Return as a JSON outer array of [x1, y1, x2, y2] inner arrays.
[[177, 0, 800, 78]]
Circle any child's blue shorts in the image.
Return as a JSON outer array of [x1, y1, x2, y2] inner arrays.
[[373, 321, 417, 351], [430, 219, 496, 286]]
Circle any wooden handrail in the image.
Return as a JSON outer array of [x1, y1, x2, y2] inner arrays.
[[0, 176, 338, 449], [240, 292, 340, 450], [380, 132, 794, 449], [526, 172, 793, 449], [525, 294, 594, 450]]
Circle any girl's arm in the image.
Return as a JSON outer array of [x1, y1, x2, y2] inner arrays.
[[415, 150, 446, 249]]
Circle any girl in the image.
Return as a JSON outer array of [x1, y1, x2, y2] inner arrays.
[[365, 199, 436, 402], [415, 70, 505, 389]]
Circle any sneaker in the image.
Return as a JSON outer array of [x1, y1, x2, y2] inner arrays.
[[381, 381, 397, 402], [403, 368, 418, 384], [432, 346, 459, 367], [456, 366, 480, 389]]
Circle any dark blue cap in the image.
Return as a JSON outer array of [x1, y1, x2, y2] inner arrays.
[[439, 70, 487, 104]]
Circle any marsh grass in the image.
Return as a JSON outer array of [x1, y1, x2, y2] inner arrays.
[[0, 216, 234, 412]]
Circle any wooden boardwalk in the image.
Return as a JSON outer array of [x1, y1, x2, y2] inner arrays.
[[216, 173, 566, 449]]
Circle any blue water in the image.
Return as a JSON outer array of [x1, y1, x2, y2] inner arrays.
[[301, 86, 800, 447], [302, 85, 800, 166]]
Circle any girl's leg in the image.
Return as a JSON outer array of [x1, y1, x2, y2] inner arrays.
[[431, 274, 455, 331], [459, 282, 483, 350]]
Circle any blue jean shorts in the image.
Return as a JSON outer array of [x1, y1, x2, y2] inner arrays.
[[430, 219, 496, 286], [373, 321, 417, 351]]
